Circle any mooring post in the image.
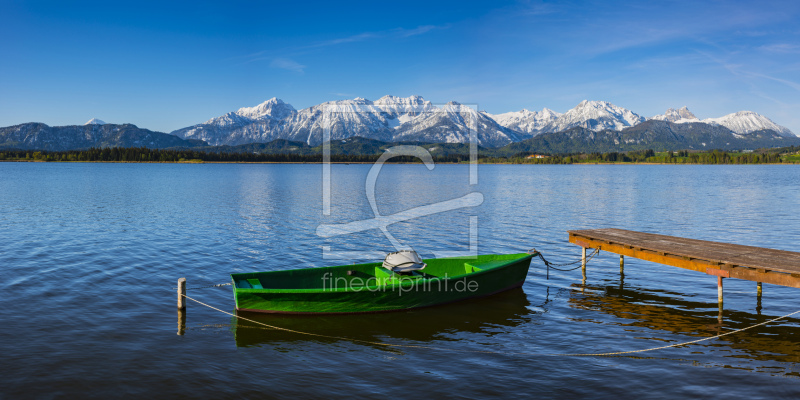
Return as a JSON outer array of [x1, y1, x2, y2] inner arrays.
[[619, 255, 624, 274], [177, 277, 186, 310], [757, 281, 762, 297], [177, 309, 186, 336]]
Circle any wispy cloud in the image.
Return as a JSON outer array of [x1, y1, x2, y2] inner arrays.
[[395, 25, 439, 37], [306, 32, 378, 48], [302, 24, 447, 50], [269, 58, 305, 74], [237, 24, 447, 73], [759, 43, 800, 54], [517, 1, 561, 16], [698, 49, 800, 93], [571, 3, 800, 57], [745, 71, 800, 91]]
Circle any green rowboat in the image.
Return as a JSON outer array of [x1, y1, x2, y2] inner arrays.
[[231, 252, 535, 314]]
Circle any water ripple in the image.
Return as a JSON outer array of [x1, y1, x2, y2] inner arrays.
[[1, 163, 800, 397]]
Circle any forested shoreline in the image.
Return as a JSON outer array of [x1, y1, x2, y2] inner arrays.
[[0, 146, 797, 164]]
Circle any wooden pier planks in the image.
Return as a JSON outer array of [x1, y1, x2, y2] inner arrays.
[[568, 228, 800, 289]]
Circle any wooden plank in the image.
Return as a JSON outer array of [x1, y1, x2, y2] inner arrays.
[[568, 229, 800, 289], [706, 268, 730, 278], [568, 228, 800, 275]]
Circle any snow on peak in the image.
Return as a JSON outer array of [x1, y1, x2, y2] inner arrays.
[[703, 111, 795, 137], [540, 108, 560, 118], [84, 118, 106, 125], [488, 108, 562, 135], [649, 106, 699, 123], [373, 95, 435, 119], [374, 95, 430, 106], [545, 100, 645, 132], [235, 98, 296, 120]]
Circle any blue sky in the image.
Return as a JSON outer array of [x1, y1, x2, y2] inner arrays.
[[2, 0, 800, 134]]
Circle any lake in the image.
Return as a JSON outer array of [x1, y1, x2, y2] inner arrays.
[[2, 162, 800, 398]]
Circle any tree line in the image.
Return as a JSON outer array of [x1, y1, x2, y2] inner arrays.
[[0, 146, 795, 164], [0, 147, 473, 163], [484, 149, 792, 164]]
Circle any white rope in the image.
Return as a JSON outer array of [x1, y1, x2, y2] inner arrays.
[[181, 294, 800, 357]]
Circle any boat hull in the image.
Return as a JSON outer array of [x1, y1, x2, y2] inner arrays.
[[232, 253, 534, 314]]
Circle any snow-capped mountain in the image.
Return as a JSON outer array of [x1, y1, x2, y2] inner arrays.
[[649, 106, 699, 123], [85, 118, 106, 125], [489, 100, 645, 136], [373, 95, 437, 118], [542, 100, 646, 133], [234, 97, 297, 120], [277, 98, 397, 145], [172, 98, 297, 145], [172, 96, 521, 147], [393, 101, 524, 145], [168, 96, 796, 147], [703, 111, 795, 138], [486, 108, 562, 135], [648, 108, 795, 137]]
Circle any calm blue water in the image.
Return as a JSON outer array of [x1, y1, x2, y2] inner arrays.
[[2, 162, 800, 398]]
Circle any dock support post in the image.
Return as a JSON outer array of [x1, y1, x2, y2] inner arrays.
[[717, 276, 724, 323], [177, 277, 186, 310], [619, 255, 624, 274], [581, 247, 587, 281], [756, 282, 763, 315]]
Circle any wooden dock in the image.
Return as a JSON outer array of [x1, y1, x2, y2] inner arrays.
[[568, 228, 800, 308]]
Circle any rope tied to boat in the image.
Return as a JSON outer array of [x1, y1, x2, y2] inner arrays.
[[179, 293, 800, 358]]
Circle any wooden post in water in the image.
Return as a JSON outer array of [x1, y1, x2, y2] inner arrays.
[[581, 247, 587, 281], [177, 277, 186, 310], [619, 255, 624, 274], [717, 276, 724, 323], [756, 282, 763, 315], [177, 309, 186, 336]]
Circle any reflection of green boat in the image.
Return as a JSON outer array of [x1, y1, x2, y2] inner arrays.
[[233, 288, 532, 347], [231, 252, 535, 314]]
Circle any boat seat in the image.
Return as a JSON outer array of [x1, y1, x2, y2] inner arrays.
[[465, 260, 510, 272], [247, 279, 263, 289], [374, 267, 424, 285], [237, 278, 263, 289]]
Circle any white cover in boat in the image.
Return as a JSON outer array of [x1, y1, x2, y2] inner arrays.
[[382, 250, 427, 273]]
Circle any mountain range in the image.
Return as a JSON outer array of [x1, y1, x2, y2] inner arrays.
[[0, 122, 204, 151], [169, 96, 796, 148], [1, 95, 796, 153], [171, 96, 523, 148]]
